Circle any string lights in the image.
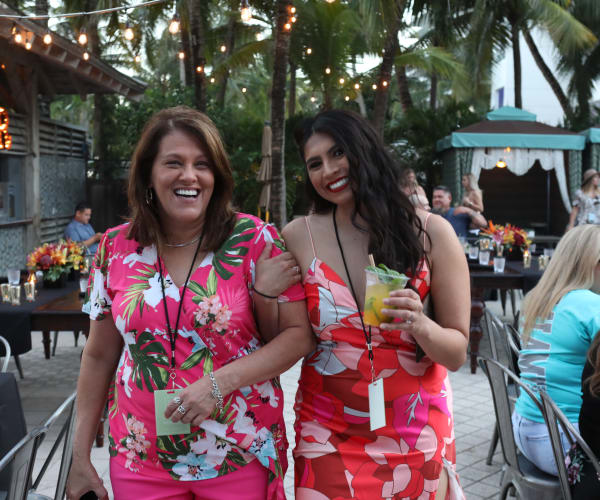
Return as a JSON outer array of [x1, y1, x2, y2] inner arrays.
[[77, 28, 88, 46], [124, 23, 134, 41], [0, 107, 12, 150], [240, 0, 252, 22], [168, 13, 180, 34], [43, 31, 52, 45]]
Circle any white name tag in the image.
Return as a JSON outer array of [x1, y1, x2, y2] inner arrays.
[[154, 389, 191, 436], [368, 378, 386, 431]]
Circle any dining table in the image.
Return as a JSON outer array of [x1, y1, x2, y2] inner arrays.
[[468, 258, 544, 374]]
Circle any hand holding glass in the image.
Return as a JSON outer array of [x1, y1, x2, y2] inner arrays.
[[363, 267, 409, 327]]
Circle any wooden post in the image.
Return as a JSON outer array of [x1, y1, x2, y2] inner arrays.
[[24, 68, 41, 253]]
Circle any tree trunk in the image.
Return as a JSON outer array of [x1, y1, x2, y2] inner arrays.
[[34, 0, 49, 28], [371, 1, 403, 137], [396, 63, 413, 111], [270, 0, 291, 228], [429, 72, 438, 110], [180, 18, 193, 86], [511, 23, 522, 109], [190, 0, 207, 111], [217, 16, 236, 109], [522, 27, 574, 121], [287, 59, 296, 118]]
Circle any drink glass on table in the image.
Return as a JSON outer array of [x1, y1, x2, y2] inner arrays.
[[468, 245, 479, 260], [7, 269, 20, 285], [479, 250, 490, 266], [363, 265, 409, 327], [493, 256, 506, 273], [1, 283, 10, 303], [10, 285, 21, 306]]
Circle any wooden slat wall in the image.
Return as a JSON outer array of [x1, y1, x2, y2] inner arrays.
[[40, 215, 72, 244], [1, 114, 88, 158]]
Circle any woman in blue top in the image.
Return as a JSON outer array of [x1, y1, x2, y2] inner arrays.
[[512, 224, 600, 475]]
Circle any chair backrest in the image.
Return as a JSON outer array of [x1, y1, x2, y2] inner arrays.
[[540, 391, 600, 500], [0, 426, 45, 500], [478, 356, 545, 472], [0, 373, 27, 488], [503, 323, 522, 376], [0, 336, 10, 373], [29, 392, 77, 500]]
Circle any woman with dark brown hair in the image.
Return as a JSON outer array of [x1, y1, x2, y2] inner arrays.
[[66, 106, 313, 500]]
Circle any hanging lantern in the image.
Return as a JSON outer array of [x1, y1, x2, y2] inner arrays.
[[0, 108, 12, 150]]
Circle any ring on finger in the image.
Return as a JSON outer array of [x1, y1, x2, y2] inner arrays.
[[406, 314, 413, 325], [177, 404, 187, 415], [293, 265, 300, 274], [173, 396, 182, 405]]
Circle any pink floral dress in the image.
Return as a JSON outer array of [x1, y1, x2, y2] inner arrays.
[[293, 216, 465, 499], [84, 213, 304, 499]]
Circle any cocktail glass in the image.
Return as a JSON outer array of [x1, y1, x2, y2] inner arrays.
[[363, 268, 409, 327], [479, 250, 490, 266]]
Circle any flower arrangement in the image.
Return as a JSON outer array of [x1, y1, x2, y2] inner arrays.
[[481, 221, 531, 256], [27, 239, 86, 282]]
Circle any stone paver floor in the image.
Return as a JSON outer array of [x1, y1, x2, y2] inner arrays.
[[5, 299, 515, 499]]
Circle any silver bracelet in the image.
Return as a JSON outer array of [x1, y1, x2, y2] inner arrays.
[[209, 371, 224, 410]]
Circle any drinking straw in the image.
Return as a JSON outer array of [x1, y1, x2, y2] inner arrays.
[[368, 254, 375, 267]]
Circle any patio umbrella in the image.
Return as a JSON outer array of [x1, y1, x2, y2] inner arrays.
[[257, 122, 272, 222]]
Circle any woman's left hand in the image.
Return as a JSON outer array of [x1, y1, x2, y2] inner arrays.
[[164, 376, 218, 426], [379, 288, 427, 336]]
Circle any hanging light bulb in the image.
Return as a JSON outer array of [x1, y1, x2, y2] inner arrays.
[[78, 29, 88, 46], [14, 29, 23, 44], [306, 47, 312, 55], [134, 54, 141, 64], [241, 87, 247, 93], [354, 83, 360, 90], [220, 45, 227, 52], [345, 96, 350, 101], [339, 77, 345, 84], [210, 77, 215, 83], [284, 22, 291, 31], [83, 51, 90, 61], [290, 6, 296, 13], [310, 96, 316, 103], [196, 65, 204, 73], [168, 14, 180, 34], [372, 83, 377, 90], [255, 32, 263, 41], [240, 0, 252, 22], [382, 80, 388, 87], [291, 16, 297, 23], [178, 50, 185, 60], [325, 67, 331, 74], [24, 32, 34, 50], [124, 23, 134, 41], [325, 0, 335, 3], [43, 31, 52, 45]]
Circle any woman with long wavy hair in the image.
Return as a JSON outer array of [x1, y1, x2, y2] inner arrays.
[[460, 173, 483, 213], [257, 110, 469, 499], [513, 224, 600, 476]]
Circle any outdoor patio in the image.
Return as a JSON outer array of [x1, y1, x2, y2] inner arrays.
[[5, 299, 513, 500]]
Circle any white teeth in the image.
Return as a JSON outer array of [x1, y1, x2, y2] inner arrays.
[[329, 177, 348, 190], [175, 189, 198, 196]]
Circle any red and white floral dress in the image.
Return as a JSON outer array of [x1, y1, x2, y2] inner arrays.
[[293, 216, 465, 500]]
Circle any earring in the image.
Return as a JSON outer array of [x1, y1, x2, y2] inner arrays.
[[145, 187, 153, 206]]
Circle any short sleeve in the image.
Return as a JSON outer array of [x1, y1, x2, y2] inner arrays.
[[63, 223, 76, 241], [82, 231, 115, 320], [245, 221, 305, 303], [572, 190, 583, 208]]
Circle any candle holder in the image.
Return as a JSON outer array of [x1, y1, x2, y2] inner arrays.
[[10, 284, 21, 306], [24, 281, 35, 302], [523, 250, 531, 269], [479, 238, 491, 251], [1, 283, 10, 303], [538, 255, 549, 271], [496, 244, 504, 257]]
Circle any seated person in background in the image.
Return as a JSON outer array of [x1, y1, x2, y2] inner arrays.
[[431, 185, 486, 237], [513, 224, 600, 476], [567, 331, 600, 498], [400, 168, 427, 198], [64, 201, 102, 255], [408, 192, 430, 211], [461, 173, 484, 212]]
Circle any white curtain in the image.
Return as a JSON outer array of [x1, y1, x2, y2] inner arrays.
[[470, 147, 571, 212]]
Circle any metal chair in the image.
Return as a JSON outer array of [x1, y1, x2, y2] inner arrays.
[[0, 427, 45, 500], [478, 357, 562, 499], [484, 310, 521, 464], [540, 391, 600, 500], [0, 336, 10, 373]]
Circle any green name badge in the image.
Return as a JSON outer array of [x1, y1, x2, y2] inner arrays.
[[154, 389, 191, 436]]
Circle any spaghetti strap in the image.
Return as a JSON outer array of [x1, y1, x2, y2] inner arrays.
[[423, 212, 432, 247], [305, 216, 317, 259]]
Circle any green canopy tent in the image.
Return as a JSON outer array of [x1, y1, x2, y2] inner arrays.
[[436, 107, 585, 235], [581, 128, 600, 172]]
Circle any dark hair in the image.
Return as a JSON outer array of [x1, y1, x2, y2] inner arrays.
[[294, 109, 426, 275], [75, 201, 91, 213], [127, 106, 235, 250], [433, 185, 451, 194]]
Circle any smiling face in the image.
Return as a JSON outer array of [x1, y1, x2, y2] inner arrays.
[[304, 132, 352, 209], [150, 129, 215, 237], [432, 189, 451, 212]]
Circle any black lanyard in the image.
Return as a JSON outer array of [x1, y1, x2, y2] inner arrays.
[[332, 207, 376, 382], [157, 235, 204, 370]]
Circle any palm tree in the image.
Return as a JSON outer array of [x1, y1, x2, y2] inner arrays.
[[468, 0, 595, 114]]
